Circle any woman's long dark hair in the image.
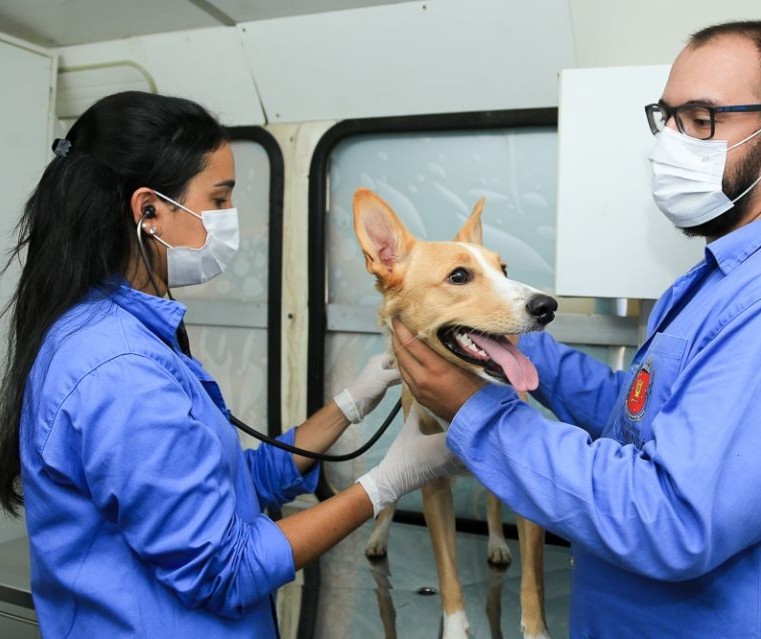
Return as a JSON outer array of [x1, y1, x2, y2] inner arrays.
[[0, 91, 229, 515]]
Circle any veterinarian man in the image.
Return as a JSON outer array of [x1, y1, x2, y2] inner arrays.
[[393, 20, 761, 638]]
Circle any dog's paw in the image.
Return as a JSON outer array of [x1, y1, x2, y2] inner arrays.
[[521, 617, 551, 639], [365, 525, 389, 559], [487, 533, 512, 567], [365, 539, 388, 559], [442, 610, 471, 639]]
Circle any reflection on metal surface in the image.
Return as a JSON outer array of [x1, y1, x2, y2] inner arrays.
[[312, 521, 570, 639], [368, 557, 396, 639], [367, 555, 509, 639]]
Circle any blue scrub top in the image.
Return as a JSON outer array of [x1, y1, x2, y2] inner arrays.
[[448, 218, 761, 638], [20, 280, 318, 638]]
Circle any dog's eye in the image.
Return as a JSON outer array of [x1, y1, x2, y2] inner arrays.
[[448, 267, 471, 285], [500, 263, 508, 277]]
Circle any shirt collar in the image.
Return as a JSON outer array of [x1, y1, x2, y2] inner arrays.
[[99, 278, 187, 347], [705, 217, 761, 276]]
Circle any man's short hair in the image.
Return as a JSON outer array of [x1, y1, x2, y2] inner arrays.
[[689, 21, 761, 95]]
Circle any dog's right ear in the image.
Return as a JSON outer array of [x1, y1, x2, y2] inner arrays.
[[353, 188, 415, 289]]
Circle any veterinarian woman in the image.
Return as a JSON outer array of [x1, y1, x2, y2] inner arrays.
[[394, 20, 761, 639], [0, 91, 460, 638]]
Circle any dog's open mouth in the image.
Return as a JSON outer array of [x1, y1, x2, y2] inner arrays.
[[437, 326, 539, 392]]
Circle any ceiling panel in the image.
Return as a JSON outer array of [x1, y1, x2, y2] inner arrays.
[[208, 0, 421, 23], [0, 0, 421, 48], [239, 0, 576, 122], [0, 0, 218, 47]]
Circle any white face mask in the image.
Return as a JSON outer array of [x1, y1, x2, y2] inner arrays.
[[648, 126, 761, 228], [151, 190, 239, 287]]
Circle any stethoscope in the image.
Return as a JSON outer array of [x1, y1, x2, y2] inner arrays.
[[136, 208, 401, 461]]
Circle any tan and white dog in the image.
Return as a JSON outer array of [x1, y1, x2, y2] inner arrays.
[[353, 188, 557, 639]]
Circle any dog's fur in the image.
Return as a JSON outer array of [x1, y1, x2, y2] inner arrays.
[[353, 188, 556, 639]]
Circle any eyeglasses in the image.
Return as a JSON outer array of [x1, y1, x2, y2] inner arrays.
[[644, 102, 761, 140]]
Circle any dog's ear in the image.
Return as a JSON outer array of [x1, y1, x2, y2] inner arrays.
[[453, 197, 484, 245], [353, 188, 415, 289]]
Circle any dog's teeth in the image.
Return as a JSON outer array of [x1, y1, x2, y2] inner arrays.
[[455, 332, 487, 357]]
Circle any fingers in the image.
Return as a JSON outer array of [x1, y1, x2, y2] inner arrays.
[[391, 320, 415, 386], [391, 318, 433, 386], [390, 317, 487, 421], [391, 318, 430, 364], [373, 352, 401, 387], [379, 352, 395, 369]]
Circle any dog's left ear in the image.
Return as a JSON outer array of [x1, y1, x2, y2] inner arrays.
[[453, 198, 484, 245], [353, 188, 415, 289]]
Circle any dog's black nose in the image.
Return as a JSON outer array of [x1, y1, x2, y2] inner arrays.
[[526, 294, 558, 325]]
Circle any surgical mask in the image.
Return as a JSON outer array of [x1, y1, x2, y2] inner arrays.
[[649, 126, 761, 228], [150, 190, 239, 287]]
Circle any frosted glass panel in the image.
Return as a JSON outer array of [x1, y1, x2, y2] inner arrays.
[[176, 139, 271, 446], [185, 324, 268, 440], [328, 129, 557, 304], [323, 128, 557, 519]]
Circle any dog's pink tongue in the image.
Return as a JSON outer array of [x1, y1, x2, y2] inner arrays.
[[469, 334, 539, 392]]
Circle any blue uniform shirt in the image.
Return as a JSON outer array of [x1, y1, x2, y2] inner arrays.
[[448, 219, 761, 638], [20, 281, 319, 638]]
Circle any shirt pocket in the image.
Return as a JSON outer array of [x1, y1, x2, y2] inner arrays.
[[604, 332, 688, 449]]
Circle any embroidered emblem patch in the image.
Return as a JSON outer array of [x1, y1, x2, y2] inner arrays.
[[625, 362, 652, 421]]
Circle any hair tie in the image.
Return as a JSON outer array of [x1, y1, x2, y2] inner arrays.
[[52, 138, 72, 158]]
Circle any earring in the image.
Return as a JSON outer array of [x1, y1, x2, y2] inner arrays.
[[142, 223, 160, 237]]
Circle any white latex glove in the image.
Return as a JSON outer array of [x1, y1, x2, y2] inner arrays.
[[356, 405, 466, 517], [333, 352, 401, 424]]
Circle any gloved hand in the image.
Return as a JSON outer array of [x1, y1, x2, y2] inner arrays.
[[333, 352, 401, 424], [356, 405, 466, 517]]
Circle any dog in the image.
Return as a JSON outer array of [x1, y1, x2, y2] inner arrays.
[[353, 188, 557, 639]]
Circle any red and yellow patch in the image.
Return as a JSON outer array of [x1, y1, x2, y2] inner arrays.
[[626, 364, 652, 420]]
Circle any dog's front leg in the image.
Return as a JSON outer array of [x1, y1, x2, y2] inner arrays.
[[422, 476, 470, 639], [516, 515, 550, 639], [486, 491, 512, 567], [366, 502, 397, 558]]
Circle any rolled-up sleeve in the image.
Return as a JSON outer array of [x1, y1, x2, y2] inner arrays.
[[46, 353, 296, 618], [244, 428, 320, 510]]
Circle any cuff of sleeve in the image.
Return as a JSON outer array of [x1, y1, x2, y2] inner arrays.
[[279, 428, 321, 494], [249, 515, 297, 590], [447, 384, 520, 456], [356, 475, 383, 518], [334, 389, 361, 423]]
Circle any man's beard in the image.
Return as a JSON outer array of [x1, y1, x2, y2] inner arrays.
[[682, 133, 761, 239]]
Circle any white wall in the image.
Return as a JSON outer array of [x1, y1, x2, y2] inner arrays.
[[568, 0, 760, 67], [0, 32, 56, 356], [52, 0, 761, 126], [0, 32, 56, 543], [55, 0, 576, 124]]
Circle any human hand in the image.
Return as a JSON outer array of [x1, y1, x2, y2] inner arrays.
[[356, 405, 465, 516], [333, 352, 401, 424], [392, 319, 485, 422]]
